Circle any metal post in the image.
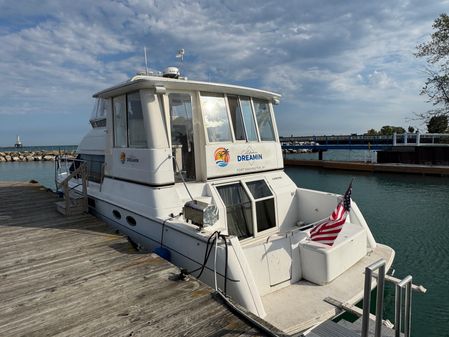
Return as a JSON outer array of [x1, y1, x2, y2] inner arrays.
[[393, 132, 397, 146], [395, 275, 413, 337], [361, 267, 372, 337], [375, 263, 385, 337], [404, 132, 408, 144], [361, 259, 386, 337], [416, 132, 420, 146], [394, 283, 402, 337], [404, 277, 413, 337]]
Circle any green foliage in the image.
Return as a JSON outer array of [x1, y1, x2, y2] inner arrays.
[[427, 115, 448, 133], [366, 128, 378, 136], [415, 13, 449, 120], [379, 125, 406, 135], [365, 126, 406, 135]]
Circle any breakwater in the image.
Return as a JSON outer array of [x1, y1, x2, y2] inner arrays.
[[0, 150, 76, 162]]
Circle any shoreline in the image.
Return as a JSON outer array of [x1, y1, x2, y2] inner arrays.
[[0, 150, 75, 162], [284, 158, 449, 176]]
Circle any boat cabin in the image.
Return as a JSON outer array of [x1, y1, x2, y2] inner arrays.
[[78, 72, 291, 239], [86, 73, 283, 186]]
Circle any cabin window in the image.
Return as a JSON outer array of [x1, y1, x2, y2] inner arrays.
[[90, 98, 108, 128], [169, 93, 196, 181], [246, 180, 276, 232], [253, 99, 275, 141], [217, 183, 254, 239], [127, 92, 147, 148], [217, 179, 276, 239], [240, 97, 258, 141], [78, 154, 105, 183], [227, 96, 246, 141], [113, 95, 127, 147], [112, 91, 147, 148], [201, 93, 232, 142]]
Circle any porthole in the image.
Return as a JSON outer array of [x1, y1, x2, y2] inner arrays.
[[112, 210, 121, 220], [126, 216, 137, 226]]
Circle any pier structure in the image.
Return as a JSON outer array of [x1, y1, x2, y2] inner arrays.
[[0, 181, 269, 336], [282, 133, 449, 166], [280, 132, 449, 151]]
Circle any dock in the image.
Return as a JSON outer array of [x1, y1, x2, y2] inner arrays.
[[0, 181, 266, 336], [284, 159, 449, 176]]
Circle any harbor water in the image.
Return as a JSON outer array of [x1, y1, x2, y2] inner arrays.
[[0, 159, 448, 337], [285, 166, 449, 337]]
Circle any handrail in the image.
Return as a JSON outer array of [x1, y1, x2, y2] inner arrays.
[[56, 160, 87, 189], [372, 272, 426, 294], [395, 275, 413, 337], [361, 259, 386, 337], [55, 156, 88, 216]]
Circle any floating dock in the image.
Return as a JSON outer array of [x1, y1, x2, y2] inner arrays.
[[0, 181, 266, 336], [284, 159, 449, 176]]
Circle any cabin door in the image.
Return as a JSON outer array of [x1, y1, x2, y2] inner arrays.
[[168, 93, 196, 181]]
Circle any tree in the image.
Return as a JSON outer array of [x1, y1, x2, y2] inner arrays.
[[427, 115, 448, 133], [365, 128, 378, 136], [379, 125, 406, 135], [408, 126, 415, 133], [415, 14, 449, 122]]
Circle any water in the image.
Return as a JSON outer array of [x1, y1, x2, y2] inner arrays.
[[0, 161, 448, 336], [285, 166, 449, 337], [0, 161, 56, 189], [285, 149, 377, 162]]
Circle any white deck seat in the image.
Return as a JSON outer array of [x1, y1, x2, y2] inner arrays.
[[299, 222, 367, 285]]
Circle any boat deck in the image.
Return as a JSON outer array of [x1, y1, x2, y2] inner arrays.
[[262, 245, 395, 334], [0, 181, 265, 337]]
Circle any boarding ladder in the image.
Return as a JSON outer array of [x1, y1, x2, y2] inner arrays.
[[320, 259, 426, 337], [55, 157, 88, 216]]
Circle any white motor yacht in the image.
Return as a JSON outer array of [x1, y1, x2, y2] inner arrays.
[[56, 66, 394, 335]]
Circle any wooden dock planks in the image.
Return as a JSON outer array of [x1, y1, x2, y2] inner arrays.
[[0, 182, 263, 337]]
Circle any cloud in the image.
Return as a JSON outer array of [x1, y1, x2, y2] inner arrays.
[[0, 0, 446, 145]]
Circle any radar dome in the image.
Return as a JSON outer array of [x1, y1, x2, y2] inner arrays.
[[163, 67, 180, 79]]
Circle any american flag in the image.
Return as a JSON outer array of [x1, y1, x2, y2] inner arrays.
[[309, 181, 352, 246]]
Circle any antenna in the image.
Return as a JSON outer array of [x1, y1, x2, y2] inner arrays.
[[176, 48, 185, 71], [144, 47, 149, 75]]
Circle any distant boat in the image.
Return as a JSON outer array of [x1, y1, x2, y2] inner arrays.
[[15, 135, 22, 148]]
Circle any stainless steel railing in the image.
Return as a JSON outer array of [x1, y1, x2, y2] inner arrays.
[[395, 275, 413, 337], [361, 259, 386, 337], [361, 259, 422, 337]]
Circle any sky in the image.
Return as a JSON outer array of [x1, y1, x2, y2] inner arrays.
[[0, 0, 447, 146]]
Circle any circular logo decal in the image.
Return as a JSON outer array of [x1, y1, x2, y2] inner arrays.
[[214, 147, 230, 167]]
